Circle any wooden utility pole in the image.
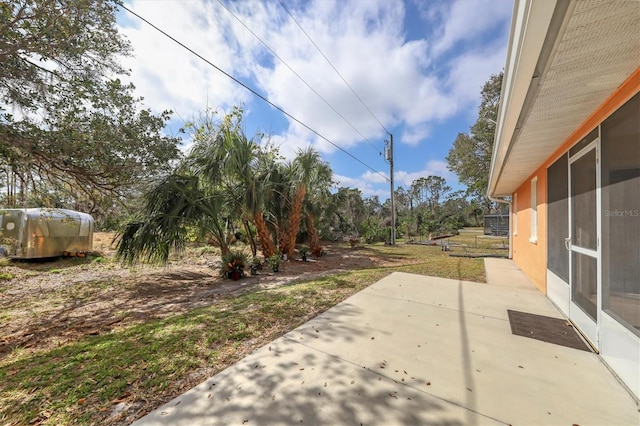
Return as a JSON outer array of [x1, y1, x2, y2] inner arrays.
[[385, 134, 396, 245]]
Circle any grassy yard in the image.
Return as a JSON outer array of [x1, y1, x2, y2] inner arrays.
[[0, 229, 506, 425]]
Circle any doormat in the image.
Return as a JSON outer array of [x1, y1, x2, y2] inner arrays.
[[507, 310, 592, 352]]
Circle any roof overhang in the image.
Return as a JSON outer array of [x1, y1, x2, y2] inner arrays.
[[488, 0, 640, 197]]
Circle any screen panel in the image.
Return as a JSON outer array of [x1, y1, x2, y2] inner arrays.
[[601, 92, 640, 336], [547, 154, 569, 282]]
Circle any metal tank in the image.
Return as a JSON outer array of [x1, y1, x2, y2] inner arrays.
[[0, 208, 94, 259]]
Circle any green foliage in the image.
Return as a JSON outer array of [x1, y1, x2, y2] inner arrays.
[[0, 272, 14, 281], [267, 254, 282, 272], [0, 0, 181, 210], [116, 175, 211, 265], [446, 72, 503, 210], [409, 176, 451, 215], [361, 217, 387, 244], [250, 256, 263, 268], [321, 187, 367, 240], [221, 251, 248, 278], [184, 226, 204, 243], [116, 108, 334, 265]]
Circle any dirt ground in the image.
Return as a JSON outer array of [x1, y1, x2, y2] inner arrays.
[[0, 232, 467, 424], [0, 233, 397, 361]]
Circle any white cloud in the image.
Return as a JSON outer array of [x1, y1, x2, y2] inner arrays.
[[396, 160, 454, 187], [119, 1, 250, 116], [266, 131, 313, 161], [401, 125, 431, 146], [334, 173, 388, 199], [335, 157, 454, 199], [117, 0, 511, 191], [120, 0, 497, 147], [445, 39, 508, 113], [361, 170, 389, 184], [333, 174, 363, 188], [432, 0, 513, 56]]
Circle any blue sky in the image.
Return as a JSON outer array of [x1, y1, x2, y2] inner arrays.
[[117, 0, 513, 199]]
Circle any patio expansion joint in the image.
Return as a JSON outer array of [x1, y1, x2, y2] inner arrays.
[[281, 333, 512, 425], [363, 288, 509, 323]]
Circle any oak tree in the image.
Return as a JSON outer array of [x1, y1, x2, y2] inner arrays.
[[0, 0, 180, 208]]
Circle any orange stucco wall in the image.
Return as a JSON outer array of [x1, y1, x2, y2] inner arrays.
[[511, 67, 640, 294], [512, 172, 547, 292]]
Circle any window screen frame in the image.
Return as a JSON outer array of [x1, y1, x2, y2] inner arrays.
[[530, 177, 538, 243]]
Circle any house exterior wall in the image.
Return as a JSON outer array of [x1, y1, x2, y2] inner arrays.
[[510, 67, 640, 295], [512, 171, 546, 293]]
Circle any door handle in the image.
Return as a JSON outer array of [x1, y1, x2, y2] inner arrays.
[[564, 237, 571, 250]]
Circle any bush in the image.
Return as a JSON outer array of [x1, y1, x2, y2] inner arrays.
[[267, 254, 281, 272], [221, 251, 248, 279], [361, 218, 388, 244]]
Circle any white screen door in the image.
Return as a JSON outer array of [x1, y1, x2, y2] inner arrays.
[[568, 142, 600, 348]]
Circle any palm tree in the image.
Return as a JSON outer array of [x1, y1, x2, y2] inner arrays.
[[300, 153, 333, 257], [246, 144, 277, 258], [280, 148, 317, 257], [261, 161, 292, 256], [184, 107, 278, 257], [116, 173, 229, 264], [117, 108, 258, 263]]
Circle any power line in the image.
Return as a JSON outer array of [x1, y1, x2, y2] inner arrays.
[[396, 172, 410, 191], [277, 0, 391, 136], [216, 0, 381, 155], [120, 4, 389, 183]]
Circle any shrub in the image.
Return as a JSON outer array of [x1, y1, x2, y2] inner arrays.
[[267, 254, 281, 272], [221, 251, 247, 279]]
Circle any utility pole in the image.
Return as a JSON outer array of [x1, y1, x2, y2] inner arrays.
[[385, 134, 396, 245]]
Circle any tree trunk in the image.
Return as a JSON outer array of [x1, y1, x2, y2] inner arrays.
[[277, 222, 288, 255], [307, 212, 321, 257], [18, 173, 24, 206], [286, 186, 306, 258], [8, 170, 15, 206], [254, 211, 275, 257], [244, 219, 257, 256]]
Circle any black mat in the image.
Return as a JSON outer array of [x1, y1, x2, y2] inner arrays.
[[507, 310, 592, 352]]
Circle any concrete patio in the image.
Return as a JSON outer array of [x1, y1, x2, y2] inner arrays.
[[133, 259, 639, 425]]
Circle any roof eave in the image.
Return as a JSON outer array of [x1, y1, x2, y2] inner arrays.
[[487, 0, 560, 198]]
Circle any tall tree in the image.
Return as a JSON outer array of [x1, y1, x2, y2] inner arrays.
[[301, 154, 333, 257], [0, 0, 180, 207], [446, 72, 503, 211], [410, 176, 451, 215], [276, 147, 333, 257]]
